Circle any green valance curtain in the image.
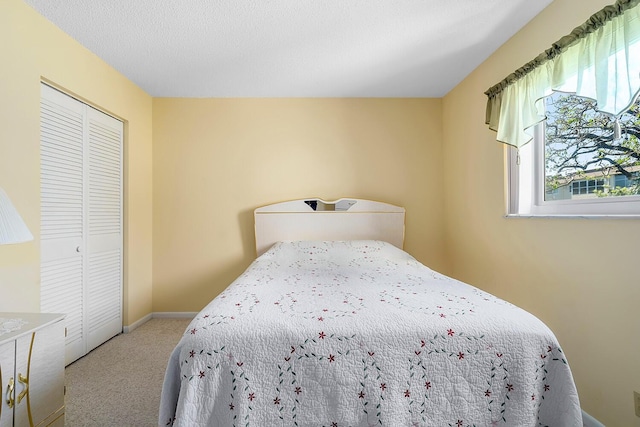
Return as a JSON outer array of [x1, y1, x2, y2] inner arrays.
[[485, 0, 640, 148]]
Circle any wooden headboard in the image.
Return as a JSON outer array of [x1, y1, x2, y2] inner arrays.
[[254, 198, 405, 256]]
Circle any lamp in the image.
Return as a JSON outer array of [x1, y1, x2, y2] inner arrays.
[[0, 187, 33, 244]]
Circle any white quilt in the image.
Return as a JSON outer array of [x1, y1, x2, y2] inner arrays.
[[160, 241, 581, 427]]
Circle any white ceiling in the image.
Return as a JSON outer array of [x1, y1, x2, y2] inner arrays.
[[23, 0, 553, 98]]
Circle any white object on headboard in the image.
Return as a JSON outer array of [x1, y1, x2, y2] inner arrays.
[[254, 198, 405, 256]]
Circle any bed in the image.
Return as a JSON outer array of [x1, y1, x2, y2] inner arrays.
[[159, 198, 582, 426]]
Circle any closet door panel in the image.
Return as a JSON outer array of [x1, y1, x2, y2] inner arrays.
[[40, 258, 83, 365], [40, 84, 86, 365], [86, 107, 123, 352]]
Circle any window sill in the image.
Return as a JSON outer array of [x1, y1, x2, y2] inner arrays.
[[505, 213, 640, 219]]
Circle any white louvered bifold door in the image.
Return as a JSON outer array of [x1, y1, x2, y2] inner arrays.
[[40, 84, 123, 365], [85, 106, 123, 353], [40, 84, 86, 364]]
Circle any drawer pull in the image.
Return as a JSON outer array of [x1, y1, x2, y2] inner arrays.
[[6, 377, 14, 408], [17, 373, 28, 404]]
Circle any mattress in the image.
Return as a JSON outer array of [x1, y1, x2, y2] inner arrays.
[[159, 240, 581, 426]]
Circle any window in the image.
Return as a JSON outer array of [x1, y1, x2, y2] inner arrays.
[[509, 92, 640, 216], [487, 2, 640, 217], [570, 179, 605, 196]]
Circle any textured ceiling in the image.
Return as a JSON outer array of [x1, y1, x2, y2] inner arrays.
[[23, 0, 553, 98]]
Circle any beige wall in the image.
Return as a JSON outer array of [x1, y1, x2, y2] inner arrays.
[[443, 0, 640, 426], [0, 0, 154, 325], [152, 98, 445, 311]]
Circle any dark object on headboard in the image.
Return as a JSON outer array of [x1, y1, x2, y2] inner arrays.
[[304, 199, 356, 211]]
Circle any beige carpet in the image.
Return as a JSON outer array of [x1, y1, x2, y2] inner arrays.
[[64, 318, 191, 427]]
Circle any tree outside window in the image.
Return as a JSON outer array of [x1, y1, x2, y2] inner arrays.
[[544, 92, 640, 201]]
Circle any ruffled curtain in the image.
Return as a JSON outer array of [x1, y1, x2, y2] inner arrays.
[[485, 0, 640, 148]]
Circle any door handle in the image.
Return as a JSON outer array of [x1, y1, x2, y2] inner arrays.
[[76, 246, 81, 253]]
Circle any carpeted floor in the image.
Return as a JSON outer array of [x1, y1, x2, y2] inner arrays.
[[64, 318, 191, 426]]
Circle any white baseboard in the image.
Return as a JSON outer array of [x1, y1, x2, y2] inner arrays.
[[122, 313, 153, 333], [153, 312, 198, 319], [123, 312, 197, 333], [582, 410, 605, 427]]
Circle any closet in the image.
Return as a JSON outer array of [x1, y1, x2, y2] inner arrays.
[[39, 83, 123, 365]]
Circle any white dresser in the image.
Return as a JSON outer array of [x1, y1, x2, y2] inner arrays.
[[0, 313, 65, 427]]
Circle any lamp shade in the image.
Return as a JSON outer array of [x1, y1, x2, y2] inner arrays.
[[0, 187, 33, 244]]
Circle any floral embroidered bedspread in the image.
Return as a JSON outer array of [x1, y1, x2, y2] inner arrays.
[[160, 240, 581, 427]]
